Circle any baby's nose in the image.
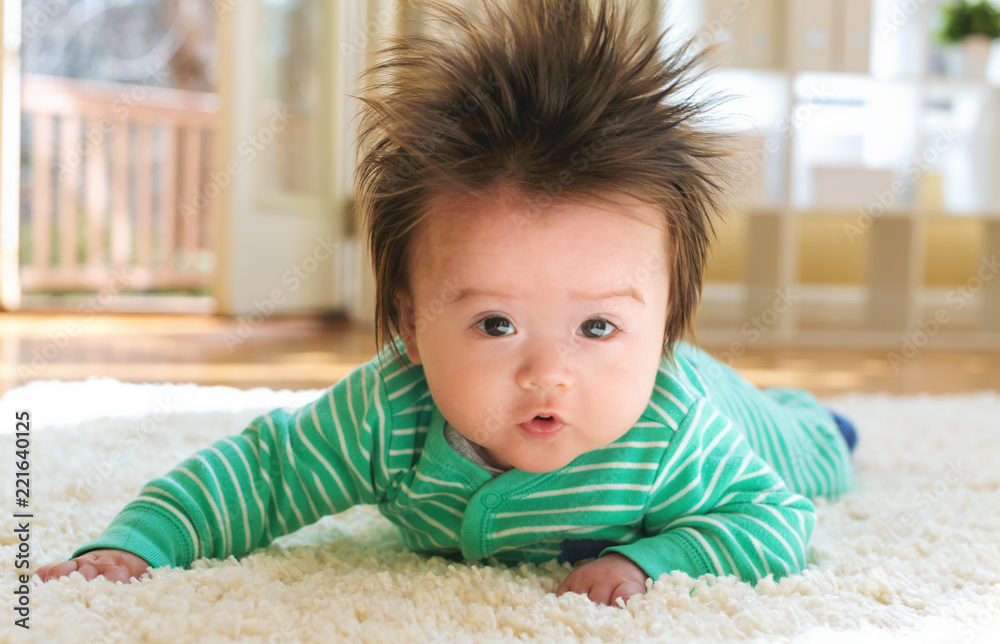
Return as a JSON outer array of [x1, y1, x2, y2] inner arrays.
[[515, 341, 574, 391]]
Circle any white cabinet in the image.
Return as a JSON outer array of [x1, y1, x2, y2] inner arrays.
[[663, 0, 1000, 345], [841, 0, 873, 74], [789, 0, 836, 72]]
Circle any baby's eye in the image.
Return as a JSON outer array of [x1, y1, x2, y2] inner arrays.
[[474, 315, 515, 337], [578, 318, 617, 339]]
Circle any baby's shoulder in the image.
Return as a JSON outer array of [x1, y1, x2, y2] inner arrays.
[[639, 343, 730, 431]]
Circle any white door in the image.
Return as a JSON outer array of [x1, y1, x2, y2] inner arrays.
[[214, 0, 355, 319]]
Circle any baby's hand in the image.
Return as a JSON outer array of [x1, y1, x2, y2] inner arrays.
[[555, 552, 649, 607], [36, 549, 150, 584]]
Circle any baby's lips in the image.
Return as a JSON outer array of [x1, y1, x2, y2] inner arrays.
[[521, 411, 564, 425]]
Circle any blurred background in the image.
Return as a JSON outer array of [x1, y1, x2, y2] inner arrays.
[[0, 0, 998, 396]]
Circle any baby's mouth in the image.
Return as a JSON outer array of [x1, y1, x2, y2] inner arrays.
[[519, 413, 565, 439]]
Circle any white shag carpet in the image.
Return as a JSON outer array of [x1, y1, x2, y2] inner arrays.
[[1, 378, 999, 644]]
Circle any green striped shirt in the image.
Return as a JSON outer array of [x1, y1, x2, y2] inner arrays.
[[75, 338, 853, 582]]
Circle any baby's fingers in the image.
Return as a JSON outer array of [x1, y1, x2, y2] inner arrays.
[[76, 562, 133, 584], [36, 560, 79, 582]]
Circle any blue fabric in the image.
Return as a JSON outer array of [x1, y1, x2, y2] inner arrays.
[[559, 538, 620, 564], [827, 409, 858, 452]]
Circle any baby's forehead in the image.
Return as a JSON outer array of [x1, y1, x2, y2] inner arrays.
[[408, 189, 667, 275], [417, 188, 663, 236]]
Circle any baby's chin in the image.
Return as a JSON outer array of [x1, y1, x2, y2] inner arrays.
[[499, 450, 580, 474]]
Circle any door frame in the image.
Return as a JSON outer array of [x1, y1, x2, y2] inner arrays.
[[0, 0, 21, 311]]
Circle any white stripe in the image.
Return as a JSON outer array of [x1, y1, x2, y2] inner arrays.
[[733, 465, 771, 485], [566, 462, 658, 474], [297, 408, 360, 505], [409, 507, 457, 539], [203, 446, 251, 552], [382, 359, 410, 382], [731, 512, 800, 570], [325, 385, 374, 496], [685, 427, 742, 515], [396, 405, 433, 415], [602, 441, 672, 450], [283, 417, 321, 521], [387, 377, 420, 400], [496, 504, 643, 519], [371, 374, 391, 488], [134, 493, 202, 560], [415, 471, 466, 489], [657, 386, 689, 415], [650, 400, 705, 492], [261, 418, 307, 527], [281, 477, 306, 527], [660, 514, 761, 580], [255, 440, 290, 535], [393, 514, 451, 549], [400, 481, 468, 506], [493, 523, 615, 539], [676, 526, 725, 576], [758, 504, 806, 560], [752, 536, 776, 577], [311, 470, 337, 513], [524, 484, 650, 499], [220, 437, 270, 542], [650, 472, 702, 515], [176, 466, 229, 555], [646, 398, 680, 430]]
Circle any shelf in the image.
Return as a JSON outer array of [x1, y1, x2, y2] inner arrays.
[[670, 0, 1000, 340]]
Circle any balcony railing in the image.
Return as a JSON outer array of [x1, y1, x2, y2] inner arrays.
[[19, 73, 218, 294]]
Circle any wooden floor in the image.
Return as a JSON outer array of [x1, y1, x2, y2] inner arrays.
[[0, 312, 997, 397]]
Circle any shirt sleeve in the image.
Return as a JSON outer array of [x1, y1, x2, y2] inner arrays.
[[72, 359, 391, 569], [603, 397, 816, 583]]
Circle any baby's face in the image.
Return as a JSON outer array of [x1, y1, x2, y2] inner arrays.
[[398, 191, 669, 473]]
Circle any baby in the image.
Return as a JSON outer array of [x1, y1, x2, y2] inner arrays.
[[38, 0, 855, 606]]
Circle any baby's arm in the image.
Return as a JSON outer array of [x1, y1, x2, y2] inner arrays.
[[603, 397, 816, 584], [38, 361, 388, 581]]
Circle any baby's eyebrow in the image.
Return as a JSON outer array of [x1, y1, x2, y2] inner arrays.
[[451, 286, 644, 306], [573, 286, 645, 306]]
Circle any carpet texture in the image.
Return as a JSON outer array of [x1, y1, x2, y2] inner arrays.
[[1, 378, 999, 643]]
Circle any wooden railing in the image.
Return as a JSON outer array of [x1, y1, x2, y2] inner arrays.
[[19, 73, 218, 293]]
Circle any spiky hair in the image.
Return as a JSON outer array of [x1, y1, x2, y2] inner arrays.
[[355, 0, 733, 362]]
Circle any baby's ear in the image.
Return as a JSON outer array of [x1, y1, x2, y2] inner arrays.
[[396, 293, 422, 365]]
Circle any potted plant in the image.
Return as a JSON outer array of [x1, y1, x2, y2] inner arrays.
[[938, 0, 1000, 79]]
